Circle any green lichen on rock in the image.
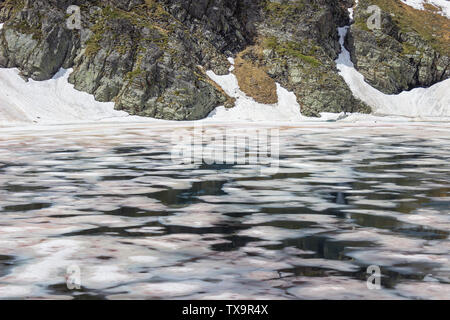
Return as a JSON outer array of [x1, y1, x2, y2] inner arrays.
[[264, 0, 307, 24], [0, 0, 24, 22], [0, 0, 79, 80]]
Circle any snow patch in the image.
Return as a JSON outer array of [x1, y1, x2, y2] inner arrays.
[[401, 0, 450, 18], [206, 62, 345, 123], [0, 67, 156, 126]]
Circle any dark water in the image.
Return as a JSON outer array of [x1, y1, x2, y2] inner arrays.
[[0, 122, 449, 299]]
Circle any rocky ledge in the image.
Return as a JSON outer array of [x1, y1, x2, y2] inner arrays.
[[0, 0, 448, 120]]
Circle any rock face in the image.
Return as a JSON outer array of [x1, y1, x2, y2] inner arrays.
[[236, 0, 371, 116], [0, 0, 447, 119], [233, 51, 278, 105], [0, 0, 233, 120], [347, 0, 450, 94]]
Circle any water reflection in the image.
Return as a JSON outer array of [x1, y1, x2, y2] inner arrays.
[[0, 122, 449, 299]]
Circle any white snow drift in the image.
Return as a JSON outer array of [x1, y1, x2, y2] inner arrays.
[[206, 58, 307, 122], [336, 27, 450, 118], [0, 20, 155, 126], [401, 0, 450, 18]]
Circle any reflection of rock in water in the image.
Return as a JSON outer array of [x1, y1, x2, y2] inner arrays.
[[283, 236, 373, 260], [332, 183, 351, 205], [152, 180, 228, 207], [335, 191, 348, 205]]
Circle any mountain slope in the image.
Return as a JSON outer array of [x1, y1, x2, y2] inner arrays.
[[0, 0, 448, 121]]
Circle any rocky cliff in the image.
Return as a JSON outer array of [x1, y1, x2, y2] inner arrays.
[[347, 0, 449, 94], [0, 0, 235, 120], [0, 0, 448, 120]]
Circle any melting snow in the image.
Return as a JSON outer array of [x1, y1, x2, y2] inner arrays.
[[0, 68, 140, 125], [206, 58, 304, 122], [206, 58, 351, 123], [401, 0, 450, 18]]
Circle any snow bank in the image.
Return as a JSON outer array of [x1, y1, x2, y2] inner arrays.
[[0, 15, 449, 127], [0, 67, 148, 125], [206, 59, 301, 122], [401, 0, 450, 18], [0, 22, 158, 126], [206, 58, 346, 123]]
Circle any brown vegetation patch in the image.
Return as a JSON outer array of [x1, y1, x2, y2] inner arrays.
[[233, 50, 278, 105], [423, 2, 441, 14]]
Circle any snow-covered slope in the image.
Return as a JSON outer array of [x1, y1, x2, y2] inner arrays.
[[336, 28, 450, 118], [206, 59, 359, 122], [401, 0, 450, 18], [0, 68, 139, 125], [206, 59, 307, 122]]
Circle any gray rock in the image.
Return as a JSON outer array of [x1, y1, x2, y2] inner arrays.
[[242, 0, 371, 116]]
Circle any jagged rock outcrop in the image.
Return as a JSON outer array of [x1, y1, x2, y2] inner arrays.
[[235, 0, 371, 116], [2, 0, 446, 120], [159, 0, 251, 55], [0, 0, 233, 120], [347, 0, 450, 94]]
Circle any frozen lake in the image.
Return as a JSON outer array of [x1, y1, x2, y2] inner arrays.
[[0, 121, 449, 299]]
